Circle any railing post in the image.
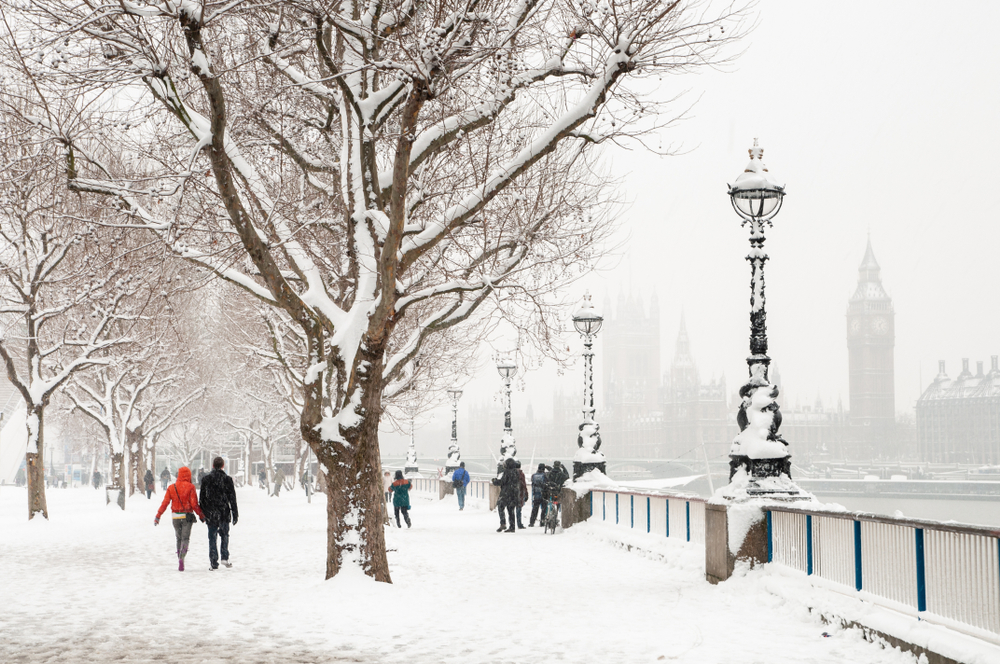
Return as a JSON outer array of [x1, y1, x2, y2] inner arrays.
[[665, 498, 670, 537], [615, 493, 619, 524], [630, 495, 634, 528], [646, 497, 651, 533], [590, 491, 593, 517], [915, 528, 927, 613], [686, 501, 691, 542], [854, 520, 863, 591], [766, 510, 773, 563], [806, 514, 813, 576]]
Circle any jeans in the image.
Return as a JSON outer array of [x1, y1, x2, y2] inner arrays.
[[208, 521, 230, 568], [394, 505, 411, 527], [456, 485, 466, 509], [172, 518, 192, 560], [529, 498, 544, 525]]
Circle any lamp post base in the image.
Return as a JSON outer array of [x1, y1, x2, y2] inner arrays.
[[404, 465, 419, 475], [573, 461, 607, 480], [728, 455, 803, 497]]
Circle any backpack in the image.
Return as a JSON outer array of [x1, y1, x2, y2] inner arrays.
[[453, 476, 464, 489]]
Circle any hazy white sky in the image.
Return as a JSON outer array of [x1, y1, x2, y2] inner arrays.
[[384, 1, 1000, 453]]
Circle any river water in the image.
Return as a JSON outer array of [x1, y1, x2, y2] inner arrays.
[[807, 493, 1000, 529]]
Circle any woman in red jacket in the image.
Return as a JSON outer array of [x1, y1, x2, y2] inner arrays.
[[154, 467, 205, 571]]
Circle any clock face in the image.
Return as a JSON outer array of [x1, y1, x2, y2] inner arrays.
[[849, 318, 862, 335], [872, 317, 888, 334]]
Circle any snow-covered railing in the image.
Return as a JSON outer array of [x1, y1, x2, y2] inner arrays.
[[408, 475, 494, 504], [589, 489, 707, 545], [767, 505, 1000, 642]]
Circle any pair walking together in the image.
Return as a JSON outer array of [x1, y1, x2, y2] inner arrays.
[[155, 457, 239, 571]]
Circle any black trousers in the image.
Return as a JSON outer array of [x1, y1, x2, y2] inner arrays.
[[208, 521, 230, 568], [498, 502, 516, 529], [529, 498, 544, 525], [394, 505, 411, 527]]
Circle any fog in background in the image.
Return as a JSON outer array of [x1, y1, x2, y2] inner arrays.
[[381, 1, 1000, 458]]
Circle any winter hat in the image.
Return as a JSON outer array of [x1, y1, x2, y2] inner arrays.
[[394, 470, 404, 480], [538, 463, 546, 471], [504, 458, 516, 469]]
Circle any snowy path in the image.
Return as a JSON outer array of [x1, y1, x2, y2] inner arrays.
[[0, 485, 919, 663]]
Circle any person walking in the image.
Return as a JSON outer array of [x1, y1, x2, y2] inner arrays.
[[92, 470, 101, 490], [492, 458, 519, 532], [144, 469, 156, 499], [199, 457, 239, 571], [382, 471, 392, 504], [272, 468, 285, 497], [154, 466, 205, 572], [258, 469, 267, 490], [528, 463, 548, 526], [451, 462, 470, 510], [160, 467, 171, 491], [515, 460, 527, 529], [389, 470, 412, 528]]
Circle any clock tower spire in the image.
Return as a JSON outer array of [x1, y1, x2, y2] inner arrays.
[[846, 237, 895, 450]]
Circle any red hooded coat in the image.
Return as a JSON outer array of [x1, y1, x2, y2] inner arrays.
[[155, 467, 205, 520]]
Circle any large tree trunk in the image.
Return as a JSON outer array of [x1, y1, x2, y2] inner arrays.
[[127, 427, 144, 496], [305, 336, 390, 582], [25, 406, 48, 520], [107, 451, 126, 510]]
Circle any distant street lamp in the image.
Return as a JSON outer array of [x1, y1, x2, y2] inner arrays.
[[726, 140, 798, 495], [496, 356, 517, 461], [445, 387, 463, 472], [572, 292, 607, 479], [404, 416, 419, 475]]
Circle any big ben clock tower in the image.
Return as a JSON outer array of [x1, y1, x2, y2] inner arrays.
[[846, 238, 895, 440]]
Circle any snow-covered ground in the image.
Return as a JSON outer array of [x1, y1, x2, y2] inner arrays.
[[0, 484, 948, 663]]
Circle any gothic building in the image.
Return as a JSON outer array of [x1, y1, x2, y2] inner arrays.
[[917, 357, 1000, 464], [602, 292, 660, 419], [846, 238, 897, 455]]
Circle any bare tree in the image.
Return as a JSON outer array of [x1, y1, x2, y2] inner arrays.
[[3, 0, 747, 572]]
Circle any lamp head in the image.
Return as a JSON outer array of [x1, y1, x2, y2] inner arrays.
[[728, 139, 785, 222], [572, 291, 603, 336], [496, 357, 517, 380]]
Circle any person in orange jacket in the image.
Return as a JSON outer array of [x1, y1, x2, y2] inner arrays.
[[154, 466, 205, 571]]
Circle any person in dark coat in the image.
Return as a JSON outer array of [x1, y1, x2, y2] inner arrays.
[[92, 470, 101, 489], [515, 460, 527, 529], [143, 469, 156, 499], [548, 460, 570, 494], [160, 467, 171, 491], [492, 458, 519, 532], [199, 457, 239, 570], [389, 470, 412, 528], [529, 463, 549, 526]]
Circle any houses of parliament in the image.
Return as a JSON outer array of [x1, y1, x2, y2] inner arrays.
[[469, 239, 1000, 467]]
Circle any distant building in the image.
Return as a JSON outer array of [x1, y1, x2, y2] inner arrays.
[[916, 357, 1000, 464], [846, 237, 897, 457], [602, 291, 660, 419]]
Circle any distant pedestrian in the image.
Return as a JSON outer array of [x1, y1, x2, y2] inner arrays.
[[154, 466, 205, 572], [383, 471, 392, 503], [272, 468, 285, 497], [258, 469, 267, 489], [492, 458, 519, 532], [301, 470, 312, 497], [452, 462, 470, 510], [144, 469, 155, 499], [529, 463, 548, 526], [515, 460, 527, 529], [389, 470, 412, 528], [160, 467, 171, 491], [199, 457, 239, 571], [197, 468, 207, 487], [92, 470, 101, 490]]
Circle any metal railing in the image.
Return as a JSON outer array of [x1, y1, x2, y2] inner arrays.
[[768, 506, 1000, 641], [589, 489, 707, 545]]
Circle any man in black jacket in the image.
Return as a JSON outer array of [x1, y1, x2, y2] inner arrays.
[[492, 458, 520, 533], [199, 457, 239, 570]]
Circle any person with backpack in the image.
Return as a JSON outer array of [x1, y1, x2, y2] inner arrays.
[[153, 466, 205, 571], [389, 470, 412, 528], [199, 457, 239, 571], [528, 463, 549, 526], [451, 462, 470, 510], [143, 469, 156, 499]]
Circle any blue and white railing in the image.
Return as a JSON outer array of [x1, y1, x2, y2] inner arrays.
[[589, 489, 707, 545], [767, 506, 1000, 642]]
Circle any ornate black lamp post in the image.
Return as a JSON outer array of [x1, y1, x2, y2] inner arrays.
[[572, 292, 607, 479], [445, 387, 463, 472], [726, 140, 798, 494], [496, 356, 517, 461], [404, 416, 419, 475]]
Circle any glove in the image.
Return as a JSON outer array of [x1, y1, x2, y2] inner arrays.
[[153, 517, 159, 526], [232, 515, 238, 526]]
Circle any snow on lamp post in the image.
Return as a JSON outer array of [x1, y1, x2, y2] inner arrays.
[[572, 292, 607, 479], [445, 388, 463, 473], [725, 139, 800, 497], [404, 416, 419, 475], [496, 356, 517, 462]]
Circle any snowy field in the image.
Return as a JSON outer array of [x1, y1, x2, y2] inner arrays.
[[0, 484, 943, 664]]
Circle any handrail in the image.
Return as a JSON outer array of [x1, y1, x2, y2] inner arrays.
[[767, 503, 1000, 538]]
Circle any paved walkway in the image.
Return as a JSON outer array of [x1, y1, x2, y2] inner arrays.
[[0, 485, 920, 663]]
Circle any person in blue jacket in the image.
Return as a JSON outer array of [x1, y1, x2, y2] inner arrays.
[[528, 463, 548, 526], [452, 462, 471, 510]]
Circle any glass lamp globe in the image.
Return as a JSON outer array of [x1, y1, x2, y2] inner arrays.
[[572, 292, 603, 336], [496, 358, 517, 381], [728, 139, 785, 222]]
